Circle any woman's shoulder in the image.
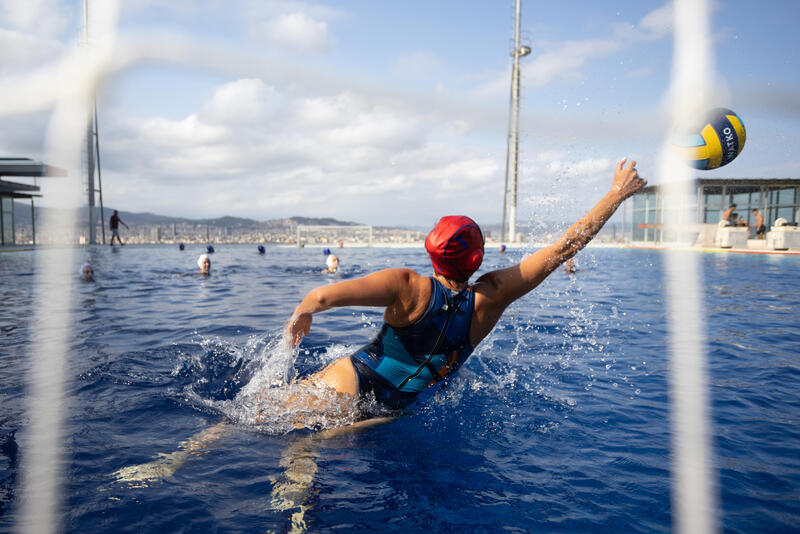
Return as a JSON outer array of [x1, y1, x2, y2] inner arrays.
[[374, 267, 426, 283]]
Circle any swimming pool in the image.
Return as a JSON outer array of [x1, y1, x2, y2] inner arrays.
[[1, 245, 798, 532]]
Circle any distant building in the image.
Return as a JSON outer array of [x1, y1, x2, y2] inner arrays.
[[150, 226, 161, 242], [0, 158, 67, 246], [631, 178, 799, 244]]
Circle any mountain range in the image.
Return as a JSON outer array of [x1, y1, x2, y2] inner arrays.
[[12, 202, 362, 229]]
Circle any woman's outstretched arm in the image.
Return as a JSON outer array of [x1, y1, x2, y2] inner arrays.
[[288, 268, 429, 346], [472, 158, 646, 336]]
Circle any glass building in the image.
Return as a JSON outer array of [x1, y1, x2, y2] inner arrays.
[[631, 179, 800, 243]]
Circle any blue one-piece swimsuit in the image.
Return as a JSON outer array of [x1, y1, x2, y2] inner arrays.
[[349, 277, 476, 409]]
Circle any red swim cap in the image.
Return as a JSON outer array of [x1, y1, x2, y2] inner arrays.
[[425, 215, 484, 281]]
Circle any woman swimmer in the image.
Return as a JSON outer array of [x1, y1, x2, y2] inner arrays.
[[197, 254, 211, 275], [323, 254, 340, 273], [288, 158, 646, 408], [112, 158, 645, 488]]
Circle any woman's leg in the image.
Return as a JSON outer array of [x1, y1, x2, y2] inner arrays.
[[112, 359, 362, 485], [112, 422, 231, 484], [308, 356, 359, 396]]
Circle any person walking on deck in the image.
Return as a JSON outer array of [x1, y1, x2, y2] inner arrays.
[[109, 210, 129, 246]]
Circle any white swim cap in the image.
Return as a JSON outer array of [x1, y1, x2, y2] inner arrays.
[[197, 254, 210, 269], [79, 263, 93, 276], [325, 255, 338, 269]]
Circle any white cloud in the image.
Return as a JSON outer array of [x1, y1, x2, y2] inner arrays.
[[343, 175, 410, 195], [139, 115, 226, 148], [295, 94, 354, 127], [473, 2, 673, 98], [244, 0, 345, 24], [200, 78, 282, 124], [257, 11, 332, 53], [0, 0, 73, 76], [419, 158, 499, 188], [323, 106, 422, 149], [0, 29, 64, 76], [638, 2, 674, 38], [94, 78, 507, 224], [526, 38, 621, 88], [0, 0, 71, 36]]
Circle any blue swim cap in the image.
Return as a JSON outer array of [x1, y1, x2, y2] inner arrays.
[[323, 248, 331, 255], [258, 245, 265, 254], [500, 244, 507, 252], [179, 243, 185, 250], [207, 245, 215, 253]]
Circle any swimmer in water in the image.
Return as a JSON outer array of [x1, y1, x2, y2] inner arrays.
[[79, 263, 94, 281], [197, 254, 211, 275], [324, 254, 339, 273], [112, 158, 645, 496], [289, 158, 646, 409]]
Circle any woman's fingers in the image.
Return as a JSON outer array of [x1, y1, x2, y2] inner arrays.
[[288, 314, 311, 347]]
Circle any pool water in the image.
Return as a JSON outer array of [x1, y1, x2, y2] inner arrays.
[[1, 245, 798, 532]]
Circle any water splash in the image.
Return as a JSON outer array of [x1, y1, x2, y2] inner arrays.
[[175, 333, 390, 435]]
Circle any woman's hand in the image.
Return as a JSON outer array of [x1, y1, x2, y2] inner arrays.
[[288, 311, 312, 347], [611, 157, 647, 200]]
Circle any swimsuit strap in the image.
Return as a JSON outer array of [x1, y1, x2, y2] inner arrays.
[[396, 284, 465, 389]]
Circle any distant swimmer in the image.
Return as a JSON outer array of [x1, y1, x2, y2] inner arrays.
[[287, 158, 646, 411], [258, 245, 266, 254], [564, 258, 576, 274], [499, 244, 507, 253], [197, 254, 211, 275], [79, 263, 94, 281], [324, 254, 339, 273], [109, 210, 129, 246], [722, 203, 736, 226], [179, 243, 185, 251], [752, 209, 766, 239]]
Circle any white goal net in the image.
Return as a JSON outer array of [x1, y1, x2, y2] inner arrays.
[[295, 225, 373, 247]]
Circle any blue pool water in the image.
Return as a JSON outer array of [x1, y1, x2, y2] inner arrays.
[[1, 245, 798, 532]]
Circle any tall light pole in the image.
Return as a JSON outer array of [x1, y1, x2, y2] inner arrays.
[[82, 0, 106, 244], [502, 0, 530, 243], [83, 0, 97, 244]]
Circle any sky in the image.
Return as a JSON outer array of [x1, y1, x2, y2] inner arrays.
[[0, 0, 799, 229]]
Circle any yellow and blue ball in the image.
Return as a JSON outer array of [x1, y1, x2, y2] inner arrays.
[[673, 108, 746, 170]]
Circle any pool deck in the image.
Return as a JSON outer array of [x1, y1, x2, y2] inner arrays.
[[0, 245, 36, 253], [618, 244, 800, 255]]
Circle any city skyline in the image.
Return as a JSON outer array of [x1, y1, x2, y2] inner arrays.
[[12, 199, 626, 246]]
